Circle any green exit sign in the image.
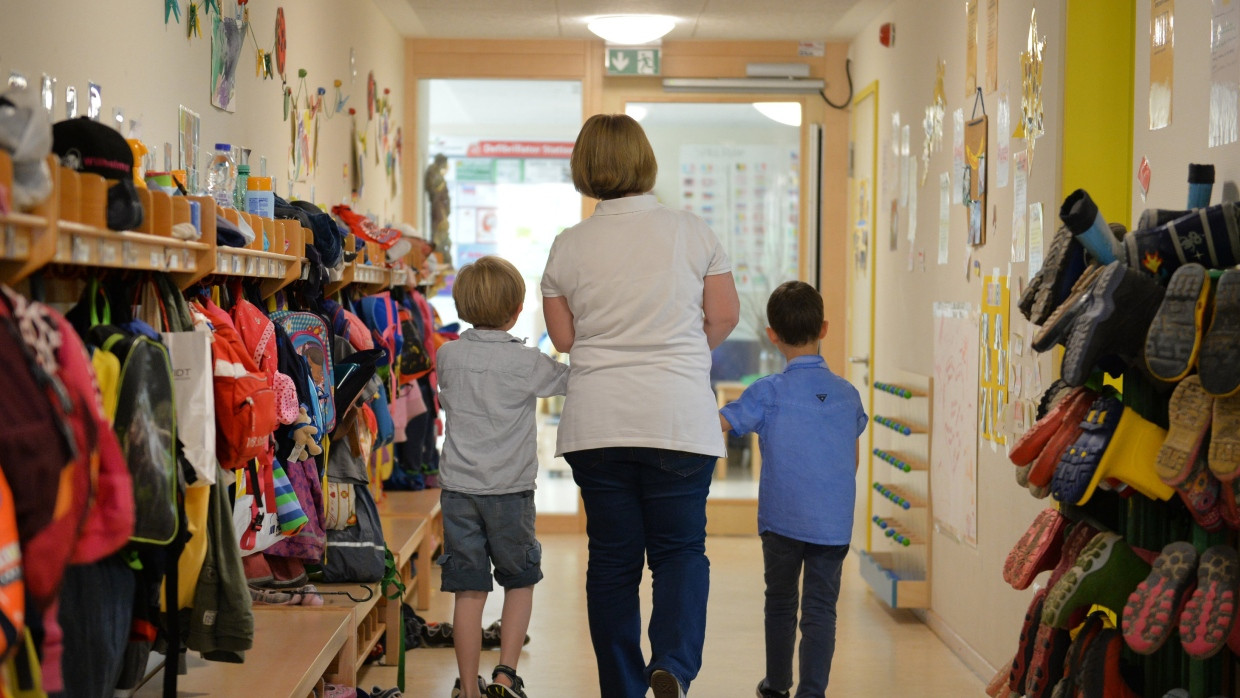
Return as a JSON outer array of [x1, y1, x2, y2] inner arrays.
[[606, 48, 661, 76]]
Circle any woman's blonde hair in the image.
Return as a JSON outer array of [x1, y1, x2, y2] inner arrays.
[[570, 114, 657, 200], [453, 255, 525, 328]]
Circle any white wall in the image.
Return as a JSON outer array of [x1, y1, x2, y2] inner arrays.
[[849, 0, 1063, 675], [0, 0, 405, 222], [1132, 0, 1240, 217]]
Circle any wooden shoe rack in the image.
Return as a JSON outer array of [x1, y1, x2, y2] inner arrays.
[[858, 371, 933, 609]]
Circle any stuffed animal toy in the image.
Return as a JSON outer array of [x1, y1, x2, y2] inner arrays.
[[287, 407, 323, 462]]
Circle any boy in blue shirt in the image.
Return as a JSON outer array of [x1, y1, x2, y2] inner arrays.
[[719, 281, 867, 698]]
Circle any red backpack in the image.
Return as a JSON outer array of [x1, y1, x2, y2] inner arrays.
[[194, 297, 278, 470]]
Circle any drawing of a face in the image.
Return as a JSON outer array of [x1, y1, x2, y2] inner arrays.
[[302, 345, 325, 386]]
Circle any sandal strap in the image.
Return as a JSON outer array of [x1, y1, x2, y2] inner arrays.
[[492, 664, 522, 689]]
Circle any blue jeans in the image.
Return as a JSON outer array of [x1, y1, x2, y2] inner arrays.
[[761, 532, 848, 697], [565, 447, 715, 698]]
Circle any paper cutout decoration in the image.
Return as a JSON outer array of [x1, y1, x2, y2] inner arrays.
[[965, 0, 979, 97], [921, 59, 947, 186], [367, 71, 377, 120], [1210, 0, 1240, 147], [1149, 0, 1175, 130], [1015, 9, 1045, 169], [275, 8, 288, 80], [210, 16, 245, 113], [965, 115, 988, 246]]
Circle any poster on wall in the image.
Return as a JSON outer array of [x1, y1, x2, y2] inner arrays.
[[210, 15, 244, 112], [986, 0, 1000, 93], [997, 87, 1011, 188], [932, 302, 979, 548], [965, 0, 979, 97], [965, 115, 988, 246], [952, 109, 965, 204], [1016, 9, 1045, 170], [979, 274, 1010, 450], [1150, 0, 1175, 130], [938, 172, 951, 264], [1012, 150, 1029, 266], [1210, 0, 1240, 147]]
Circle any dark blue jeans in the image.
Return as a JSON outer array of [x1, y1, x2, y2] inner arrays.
[[565, 447, 715, 698], [761, 532, 848, 697]]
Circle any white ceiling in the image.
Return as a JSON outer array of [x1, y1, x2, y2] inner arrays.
[[373, 0, 890, 41]]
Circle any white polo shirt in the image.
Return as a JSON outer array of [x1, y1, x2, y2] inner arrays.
[[541, 194, 731, 458]]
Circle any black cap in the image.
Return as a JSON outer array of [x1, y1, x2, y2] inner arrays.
[[52, 117, 143, 231]]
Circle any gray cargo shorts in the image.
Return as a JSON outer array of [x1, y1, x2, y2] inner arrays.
[[437, 489, 543, 592]]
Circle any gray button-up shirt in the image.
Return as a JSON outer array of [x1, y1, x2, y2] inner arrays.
[[437, 328, 569, 495]]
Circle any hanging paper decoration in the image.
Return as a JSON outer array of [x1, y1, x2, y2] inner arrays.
[[334, 80, 348, 114], [275, 8, 288, 81], [210, 14, 245, 113], [187, 2, 203, 38], [349, 108, 364, 199], [1015, 8, 1045, 169], [165, 0, 181, 24], [367, 71, 376, 120]]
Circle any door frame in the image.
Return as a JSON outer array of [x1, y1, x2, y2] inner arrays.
[[848, 80, 879, 550]]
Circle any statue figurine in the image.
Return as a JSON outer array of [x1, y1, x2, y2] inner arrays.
[[424, 153, 452, 267]]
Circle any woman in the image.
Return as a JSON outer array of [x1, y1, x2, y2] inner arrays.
[[541, 114, 740, 698]]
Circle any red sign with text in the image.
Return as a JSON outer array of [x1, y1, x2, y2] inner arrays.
[[466, 141, 574, 159]]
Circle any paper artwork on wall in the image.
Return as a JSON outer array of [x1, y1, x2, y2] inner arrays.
[[178, 105, 201, 194], [952, 109, 965, 205], [997, 86, 1011, 188], [1012, 150, 1029, 268], [210, 16, 245, 112], [1150, 0, 1175, 130], [931, 302, 979, 548], [964, 115, 987, 246], [965, 0, 979, 97], [1210, 0, 1240, 147], [920, 59, 947, 186], [899, 124, 911, 207], [854, 178, 870, 272], [980, 273, 1010, 450], [938, 172, 951, 264], [1015, 9, 1045, 170], [986, 0, 999, 94], [1028, 202, 1045, 277]]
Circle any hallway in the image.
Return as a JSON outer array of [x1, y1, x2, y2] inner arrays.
[[362, 534, 984, 696]]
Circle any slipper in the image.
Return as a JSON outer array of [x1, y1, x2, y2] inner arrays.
[[1050, 395, 1124, 504], [1075, 407, 1174, 505], [1144, 263, 1211, 382], [1004, 508, 1069, 590], [1209, 393, 1240, 481], [1010, 388, 1096, 466], [1042, 532, 1151, 629], [1179, 545, 1240, 659], [1173, 456, 1224, 532], [1158, 376, 1215, 486], [1024, 623, 1071, 698], [1199, 269, 1240, 397], [1028, 398, 1096, 488], [1121, 541, 1199, 654], [1010, 588, 1049, 695]]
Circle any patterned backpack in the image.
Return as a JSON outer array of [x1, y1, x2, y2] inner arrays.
[[270, 310, 336, 434]]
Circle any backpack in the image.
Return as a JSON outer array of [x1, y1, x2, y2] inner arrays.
[[194, 298, 279, 471], [270, 310, 337, 434], [0, 468, 23, 661], [321, 483, 386, 583], [357, 292, 402, 369], [397, 308, 433, 385]]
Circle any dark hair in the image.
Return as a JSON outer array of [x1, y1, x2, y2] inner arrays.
[[767, 281, 824, 346]]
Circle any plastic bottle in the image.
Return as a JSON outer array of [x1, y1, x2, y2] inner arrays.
[[206, 143, 235, 209], [234, 164, 250, 212]]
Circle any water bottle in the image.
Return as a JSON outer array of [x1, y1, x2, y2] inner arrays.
[[206, 143, 235, 209], [234, 164, 249, 212]]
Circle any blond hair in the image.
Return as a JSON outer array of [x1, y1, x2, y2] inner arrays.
[[453, 256, 525, 328], [570, 114, 658, 200]]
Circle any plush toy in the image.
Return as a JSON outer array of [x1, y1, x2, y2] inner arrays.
[[287, 407, 323, 462]]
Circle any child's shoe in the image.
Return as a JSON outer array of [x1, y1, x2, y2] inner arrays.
[[451, 676, 487, 698], [486, 665, 527, 698], [650, 669, 686, 698], [756, 679, 790, 698]]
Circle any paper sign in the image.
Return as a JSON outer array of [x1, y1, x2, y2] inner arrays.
[[1150, 0, 1175, 130], [908, 159, 919, 243], [1210, 0, 1240, 147], [952, 109, 965, 204], [986, 0, 1000, 93], [939, 172, 951, 264], [966, 0, 980, 96], [997, 87, 1011, 188], [1012, 150, 1028, 266], [1028, 202, 1045, 277]]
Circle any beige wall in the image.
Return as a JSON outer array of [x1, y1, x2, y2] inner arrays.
[[849, 0, 1063, 675], [1132, 0, 1240, 217], [402, 38, 852, 369], [0, 0, 405, 221]]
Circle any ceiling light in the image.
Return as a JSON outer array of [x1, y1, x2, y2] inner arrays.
[[624, 104, 648, 122], [753, 102, 802, 127], [587, 15, 676, 45]]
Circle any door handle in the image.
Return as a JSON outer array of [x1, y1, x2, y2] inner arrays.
[[848, 355, 870, 365]]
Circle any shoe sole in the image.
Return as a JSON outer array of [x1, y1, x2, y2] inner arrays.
[[1010, 388, 1090, 466], [1024, 623, 1070, 698], [1144, 263, 1209, 382], [1179, 545, 1240, 659], [1174, 459, 1224, 531], [1050, 398, 1122, 504], [1200, 270, 1240, 397], [1028, 227, 1079, 325], [1121, 542, 1198, 654], [1031, 265, 1103, 353], [1004, 509, 1067, 590], [1010, 589, 1048, 694], [1158, 376, 1214, 485], [1061, 264, 1127, 386], [1210, 394, 1240, 481], [1043, 533, 1143, 629], [650, 670, 682, 698]]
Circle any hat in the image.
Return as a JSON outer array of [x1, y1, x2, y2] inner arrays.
[[332, 348, 386, 434], [0, 85, 53, 210], [331, 204, 401, 249], [52, 117, 143, 231]]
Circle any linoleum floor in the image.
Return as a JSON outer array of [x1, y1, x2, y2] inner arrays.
[[360, 533, 984, 697]]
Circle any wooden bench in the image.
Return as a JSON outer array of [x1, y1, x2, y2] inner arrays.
[[135, 606, 353, 698], [375, 489, 442, 665]]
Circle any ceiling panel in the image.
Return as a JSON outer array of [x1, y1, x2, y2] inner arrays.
[[383, 0, 888, 41]]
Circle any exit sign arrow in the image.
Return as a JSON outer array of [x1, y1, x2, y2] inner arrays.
[[606, 48, 660, 76]]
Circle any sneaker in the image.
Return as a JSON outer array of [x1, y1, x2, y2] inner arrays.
[[1060, 261, 1166, 386], [451, 677, 487, 698], [481, 620, 530, 649], [1210, 393, 1240, 481], [1050, 395, 1123, 505], [755, 679, 789, 698], [1144, 262, 1211, 382], [1122, 541, 1199, 654], [650, 669, 685, 698], [1157, 375, 1215, 485], [487, 665, 527, 698], [1199, 269, 1240, 397], [1003, 508, 1068, 590], [1178, 545, 1240, 659], [1042, 532, 1151, 629], [423, 621, 456, 648]]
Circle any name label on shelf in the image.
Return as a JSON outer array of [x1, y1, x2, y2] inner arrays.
[[100, 241, 118, 265], [72, 235, 91, 264]]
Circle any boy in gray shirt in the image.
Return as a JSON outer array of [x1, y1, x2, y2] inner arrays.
[[436, 255, 569, 698]]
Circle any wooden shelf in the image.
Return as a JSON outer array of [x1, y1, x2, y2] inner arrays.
[[858, 550, 929, 609]]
